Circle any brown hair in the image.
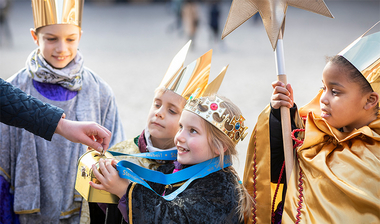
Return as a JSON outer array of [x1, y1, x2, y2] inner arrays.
[[197, 95, 253, 222]]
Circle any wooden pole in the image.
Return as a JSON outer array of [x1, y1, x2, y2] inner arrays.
[[274, 31, 293, 185]]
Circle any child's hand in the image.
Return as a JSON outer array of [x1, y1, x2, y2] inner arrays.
[[89, 158, 130, 199], [271, 81, 294, 109]]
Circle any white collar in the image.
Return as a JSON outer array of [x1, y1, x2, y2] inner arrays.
[[144, 127, 177, 152]]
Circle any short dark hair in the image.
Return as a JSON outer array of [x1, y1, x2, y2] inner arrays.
[[327, 55, 373, 94]]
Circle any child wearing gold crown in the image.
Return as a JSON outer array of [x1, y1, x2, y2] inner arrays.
[[0, 0, 125, 223], [93, 41, 212, 223], [243, 23, 380, 223], [90, 92, 253, 223]]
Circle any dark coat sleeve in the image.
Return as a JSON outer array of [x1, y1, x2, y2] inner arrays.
[[125, 166, 242, 224], [269, 104, 298, 184], [0, 78, 64, 141]]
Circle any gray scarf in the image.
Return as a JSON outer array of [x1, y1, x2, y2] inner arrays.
[[26, 48, 84, 91]]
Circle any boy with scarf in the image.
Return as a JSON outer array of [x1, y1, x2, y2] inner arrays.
[[0, 0, 125, 223]]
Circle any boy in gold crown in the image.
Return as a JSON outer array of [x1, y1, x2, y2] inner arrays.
[[0, 0, 125, 223], [93, 41, 213, 224]]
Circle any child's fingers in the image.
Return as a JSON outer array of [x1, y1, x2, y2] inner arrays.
[[92, 163, 106, 184], [89, 180, 106, 191], [111, 159, 118, 168], [273, 84, 291, 96], [98, 159, 111, 176], [271, 80, 285, 89], [271, 93, 293, 109], [271, 100, 293, 109], [286, 83, 294, 101], [105, 160, 119, 176], [286, 83, 293, 93]]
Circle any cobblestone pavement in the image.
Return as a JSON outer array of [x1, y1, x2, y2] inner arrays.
[[1, 0, 379, 177]]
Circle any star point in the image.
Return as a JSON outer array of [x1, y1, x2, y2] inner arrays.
[[222, 0, 334, 50]]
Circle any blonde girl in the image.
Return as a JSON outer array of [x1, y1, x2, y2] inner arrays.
[[91, 95, 253, 223]]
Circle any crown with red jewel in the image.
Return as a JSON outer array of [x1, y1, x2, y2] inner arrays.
[[184, 67, 248, 144]]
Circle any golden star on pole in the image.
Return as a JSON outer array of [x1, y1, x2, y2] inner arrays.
[[222, 0, 334, 49]]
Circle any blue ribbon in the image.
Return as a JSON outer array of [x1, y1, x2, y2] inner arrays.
[[116, 156, 232, 201], [108, 149, 177, 161]]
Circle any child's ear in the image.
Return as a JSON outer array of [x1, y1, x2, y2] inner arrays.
[[214, 146, 227, 155], [364, 92, 379, 110], [79, 29, 83, 40], [30, 28, 39, 46]]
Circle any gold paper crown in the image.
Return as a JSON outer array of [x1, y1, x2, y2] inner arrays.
[[160, 40, 212, 100], [338, 21, 380, 95], [31, 0, 84, 29], [184, 67, 248, 144]]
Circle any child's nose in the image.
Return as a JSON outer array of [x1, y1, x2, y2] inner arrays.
[[155, 108, 164, 119], [175, 130, 185, 143], [320, 92, 329, 105], [56, 40, 67, 53]]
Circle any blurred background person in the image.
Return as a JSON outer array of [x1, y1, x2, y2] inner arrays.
[[182, 0, 199, 49], [167, 0, 184, 36], [0, 0, 12, 47], [208, 0, 220, 44]]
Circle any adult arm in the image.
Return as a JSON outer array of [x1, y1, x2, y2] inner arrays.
[[0, 78, 111, 151], [0, 78, 63, 140]]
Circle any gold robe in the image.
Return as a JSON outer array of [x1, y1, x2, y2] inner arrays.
[[244, 91, 380, 223], [108, 137, 162, 170]]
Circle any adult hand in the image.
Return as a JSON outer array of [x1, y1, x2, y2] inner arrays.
[[271, 81, 294, 109], [55, 118, 112, 152], [89, 159, 130, 198]]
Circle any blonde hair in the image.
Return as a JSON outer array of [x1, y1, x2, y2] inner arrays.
[[197, 95, 253, 222], [153, 86, 187, 109]]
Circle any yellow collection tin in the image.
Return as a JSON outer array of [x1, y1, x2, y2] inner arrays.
[[75, 150, 119, 204]]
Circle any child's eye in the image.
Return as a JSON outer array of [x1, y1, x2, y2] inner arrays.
[[321, 86, 326, 91], [178, 124, 183, 130], [67, 39, 75, 42], [331, 89, 339, 95], [47, 38, 57, 41], [190, 128, 197, 134], [169, 109, 177, 115], [154, 103, 161, 108]]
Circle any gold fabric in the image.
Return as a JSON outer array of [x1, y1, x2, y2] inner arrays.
[[244, 102, 380, 223], [363, 58, 380, 97], [243, 105, 273, 224], [108, 138, 162, 170], [282, 111, 380, 223], [79, 200, 90, 224]]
